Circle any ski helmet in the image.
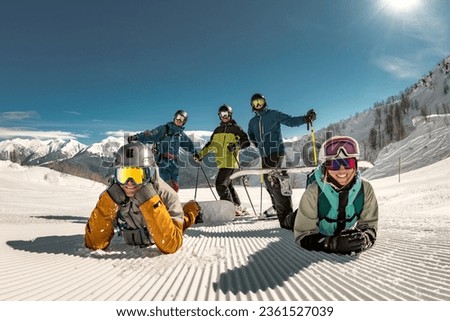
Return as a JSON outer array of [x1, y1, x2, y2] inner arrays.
[[250, 93, 267, 110], [114, 142, 156, 168], [218, 104, 233, 120], [174, 109, 188, 125], [318, 136, 360, 162]]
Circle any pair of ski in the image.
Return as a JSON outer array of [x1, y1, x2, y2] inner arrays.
[[231, 166, 315, 220], [229, 166, 315, 180]]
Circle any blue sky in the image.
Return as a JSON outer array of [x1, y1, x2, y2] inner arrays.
[[1, 0, 449, 145]]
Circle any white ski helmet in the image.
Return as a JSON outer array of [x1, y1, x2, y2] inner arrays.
[[318, 136, 360, 162]]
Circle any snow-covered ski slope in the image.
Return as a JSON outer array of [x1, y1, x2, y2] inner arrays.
[[0, 158, 449, 301]]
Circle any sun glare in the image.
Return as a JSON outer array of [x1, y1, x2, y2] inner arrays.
[[381, 0, 422, 13]]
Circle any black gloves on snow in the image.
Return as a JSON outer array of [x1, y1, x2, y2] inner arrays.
[[107, 182, 158, 207], [325, 229, 368, 254], [227, 142, 237, 153], [304, 109, 317, 123], [133, 183, 158, 207], [127, 135, 139, 143], [107, 183, 128, 206]]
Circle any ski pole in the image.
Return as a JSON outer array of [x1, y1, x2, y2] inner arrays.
[[194, 163, 200, 201], [309, 121, 318, 166], [232, 151, 257, 216], [260, 167, 263, 216], [199, 164, 217, 200]]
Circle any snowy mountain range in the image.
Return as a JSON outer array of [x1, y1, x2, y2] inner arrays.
[[1, 55, 449, 186], [0, 131, 215, 185]]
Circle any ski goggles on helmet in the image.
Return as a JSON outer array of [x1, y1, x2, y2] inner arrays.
[[323, 137, 359, 159], [220, 111, 230, 119], [115, 167, 153, 185], [325, 158, 357, 171], [251, 98, 266, 108], [174, 115, 186, 123]]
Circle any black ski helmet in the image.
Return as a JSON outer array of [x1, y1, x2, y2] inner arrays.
[[114, 142, 156, 168], [174, 109, 188, 125], [250, 93, 267, 110], [218, 104, 233, 120]]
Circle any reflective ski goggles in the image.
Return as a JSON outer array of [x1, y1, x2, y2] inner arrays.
[[220, 111, 230, 119], [115, 167, 152, 185], [251, 98, 266, 108], [323, 137, 359, 159], [174, 115, 186, 123], [325, 158, 357, 171]]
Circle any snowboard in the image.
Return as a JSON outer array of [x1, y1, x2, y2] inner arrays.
[[229, 167, 316, 180], [196, 200, 236, 223]]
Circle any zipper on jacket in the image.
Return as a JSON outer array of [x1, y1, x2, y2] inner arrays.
[[257, 114, 264, 146], [222, 122, 230, 148]]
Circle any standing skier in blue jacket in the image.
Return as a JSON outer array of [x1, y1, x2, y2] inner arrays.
[[247, 93, 316, 228], [127, 110, 196, 192]]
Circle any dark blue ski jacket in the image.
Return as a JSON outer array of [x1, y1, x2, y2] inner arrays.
[[248, 108, 306, 157], [135, 122, 195, 161]]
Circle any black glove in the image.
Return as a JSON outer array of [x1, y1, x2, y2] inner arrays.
[[304, 109, 317, 123], [107, 183, 128, 205], [193, 153, 202, 163], [127, 134, 139, 143], [227, 142, 237, 153], [133, 183, 158, 207], [326, 229, 367, 254]]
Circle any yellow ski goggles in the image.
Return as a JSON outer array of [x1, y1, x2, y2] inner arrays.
[[251, 98, 266, 108], [114, 167, 152, 185]]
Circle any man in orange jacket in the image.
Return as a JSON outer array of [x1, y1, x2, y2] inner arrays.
[[84, 142, 201, 254]]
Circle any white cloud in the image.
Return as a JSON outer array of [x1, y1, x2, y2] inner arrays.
[[374, 55, 420, 79], [64, 111, 82, 116], [0, 127, 89, 140], [104, 130, 137, 138], [0, 111, 38, 121]]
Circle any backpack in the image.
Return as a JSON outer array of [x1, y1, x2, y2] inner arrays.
[[306, 166, 365, 226]]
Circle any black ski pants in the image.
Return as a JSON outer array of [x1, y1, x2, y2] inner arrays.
[[216, 168, 241, 206], [262, 154, 293, 228]]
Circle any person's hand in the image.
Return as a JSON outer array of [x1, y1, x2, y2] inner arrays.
[[133, 183, 158, 207], [193, 153, 202, 163], [107, 183, 128, 205], [304, 109, 317, 123], [227, 142, 237, 153], [127, 134, 139, 143], [326, 229, 367, 254]]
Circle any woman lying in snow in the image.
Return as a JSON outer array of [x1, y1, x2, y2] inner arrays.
[[293, 136, 378, 255]]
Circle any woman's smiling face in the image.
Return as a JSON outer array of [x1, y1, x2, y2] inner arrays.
[[327, 166, 356, 187]]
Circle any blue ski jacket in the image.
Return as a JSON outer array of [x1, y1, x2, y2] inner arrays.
[[248, 108, 306, 157], [135, 122, 196, 161]]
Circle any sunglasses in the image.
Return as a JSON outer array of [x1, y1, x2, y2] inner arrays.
[[115, 167, 152, 185], [324, 137, 359, 158], [325, 158, 357, 171], [251, 98, 266, 108]]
